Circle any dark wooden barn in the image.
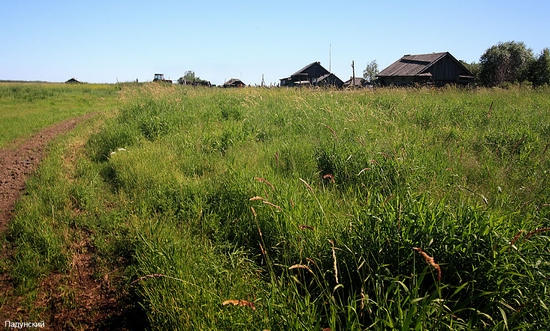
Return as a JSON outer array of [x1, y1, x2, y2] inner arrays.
[[65, 77, 82, 84], [377, 52, 474, 87], [280, 62, 344, 88], [343, 77, 372, 88], [315, 73, 344, 88], [223, 78, 246, 88]]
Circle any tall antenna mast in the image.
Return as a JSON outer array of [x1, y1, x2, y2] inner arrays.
[[329, 44, 332, 73]]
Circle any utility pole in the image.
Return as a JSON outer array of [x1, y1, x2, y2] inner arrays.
[[351, 60, 355, 89]]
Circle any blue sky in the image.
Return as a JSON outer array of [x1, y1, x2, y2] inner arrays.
[[1, 0, 549, 86]]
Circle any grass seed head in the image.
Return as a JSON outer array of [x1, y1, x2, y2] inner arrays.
[[413, 247, 441, 282]]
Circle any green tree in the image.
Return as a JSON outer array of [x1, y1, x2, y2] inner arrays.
[[529, 48, 550, 87], [178, 71, 198, 84], [460, 60, 481, 84], [479, 41, 534, 86], [363, 60, 379, 83]]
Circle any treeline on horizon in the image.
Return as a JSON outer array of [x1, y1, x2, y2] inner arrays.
[[459, 41, 549, 87]]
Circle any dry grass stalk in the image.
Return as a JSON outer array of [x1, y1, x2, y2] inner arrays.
[[523, 227, 550, 241], [254, 177, 275, 191], [413, 247, 442, 282], [250, 206, 257, 217], [299, 178, 314, 193], [289, 264, 314, 274], [298, 224, 315, 231], [321, 123, 338, 141], [382, 194, 394, 206], [249, 196, 266, 201], [263, 200, 282, 211], [222, 299, 256, 310], [131, 273, 165, 284], [511, 230, 524, 246], [323, 173, 335, 183], [329, 239, 339, 284]]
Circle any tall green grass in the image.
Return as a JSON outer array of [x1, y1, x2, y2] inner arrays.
[[6, 83, 550, 329]]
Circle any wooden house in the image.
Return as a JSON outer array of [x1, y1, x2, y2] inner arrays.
[[377, 52, 474, 87], [280, 62, 344, 88], [65, 77, 82, 84], [223, 78, 246, 88], [343, 77, 370, 88]]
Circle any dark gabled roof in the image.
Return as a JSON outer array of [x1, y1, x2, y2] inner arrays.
[[224, 78, 244, 85], [316, 73, 342, 83], [378, 52, 454, 77], [65, 77, 81, 84], [291, 61, 328, 76], [343, 77, 364, 86], [223, 78, 246, 87]]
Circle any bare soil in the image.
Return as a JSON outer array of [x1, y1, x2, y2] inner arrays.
[[0, 114, 142, 330], [0, 114, 94, 230]]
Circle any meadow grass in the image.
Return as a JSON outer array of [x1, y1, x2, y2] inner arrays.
[[0, 82, 120, 148], [4, 83, 550, 329]]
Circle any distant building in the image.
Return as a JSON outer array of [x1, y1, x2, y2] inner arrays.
[[343, 77, 370, 88], [280, 62, 344, 88], [377, 52, 475, 87], [223, 78, 246, 88], [65, 78, 82, 84]]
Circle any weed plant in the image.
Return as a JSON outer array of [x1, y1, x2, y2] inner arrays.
[[5, 83, 550, 329]]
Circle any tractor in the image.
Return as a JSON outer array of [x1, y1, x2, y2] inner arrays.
[[153, 73, 172, 84]]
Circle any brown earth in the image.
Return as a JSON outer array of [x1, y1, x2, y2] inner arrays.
[[0, 115, 97, 231], [0, 114, 143, 330]]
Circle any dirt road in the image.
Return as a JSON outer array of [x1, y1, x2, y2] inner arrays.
[[0, 114, 95, 232]]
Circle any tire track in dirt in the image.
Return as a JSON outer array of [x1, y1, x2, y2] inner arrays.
[[0, 113, 96, 232], [0, 113, 139, 330]]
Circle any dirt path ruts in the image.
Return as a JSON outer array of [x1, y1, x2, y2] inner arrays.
[[0, 113, 96, 232], [0, 113, 142, 330]]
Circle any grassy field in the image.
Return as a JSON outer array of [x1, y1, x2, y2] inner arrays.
[[2, 83, 549, 330], [0, 82, 121, 148]]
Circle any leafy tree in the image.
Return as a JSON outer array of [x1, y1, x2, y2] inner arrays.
[[363, 60, 379, 83], [178, 71, 198, 84], [184, 71, 196, 81], [479, 41, 534, 86], [529, 48, 550, 87], [460, 60, 481, 84]]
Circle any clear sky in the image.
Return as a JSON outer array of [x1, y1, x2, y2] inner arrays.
[[1, 0, 548, 86]]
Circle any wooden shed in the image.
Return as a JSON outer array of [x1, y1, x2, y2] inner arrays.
[[377, 52, 474, 87], [280, 62, 343, 88], [343, 77, 370, 88], [223, 78, 246, 88], [65, 77, 82, 84]]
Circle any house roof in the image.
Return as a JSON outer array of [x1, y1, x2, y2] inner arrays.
[[378, 52, 451, 77], [65, 77, 81, 84], [224, 78, 245, 86], [344, 77, 364, 86], [291, 61, 328, 76]]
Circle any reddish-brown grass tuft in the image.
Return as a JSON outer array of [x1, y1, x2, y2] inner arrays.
[[413, 247, 442, 282], [524, 227, 550, 241], [222, 299, 256, 310]]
